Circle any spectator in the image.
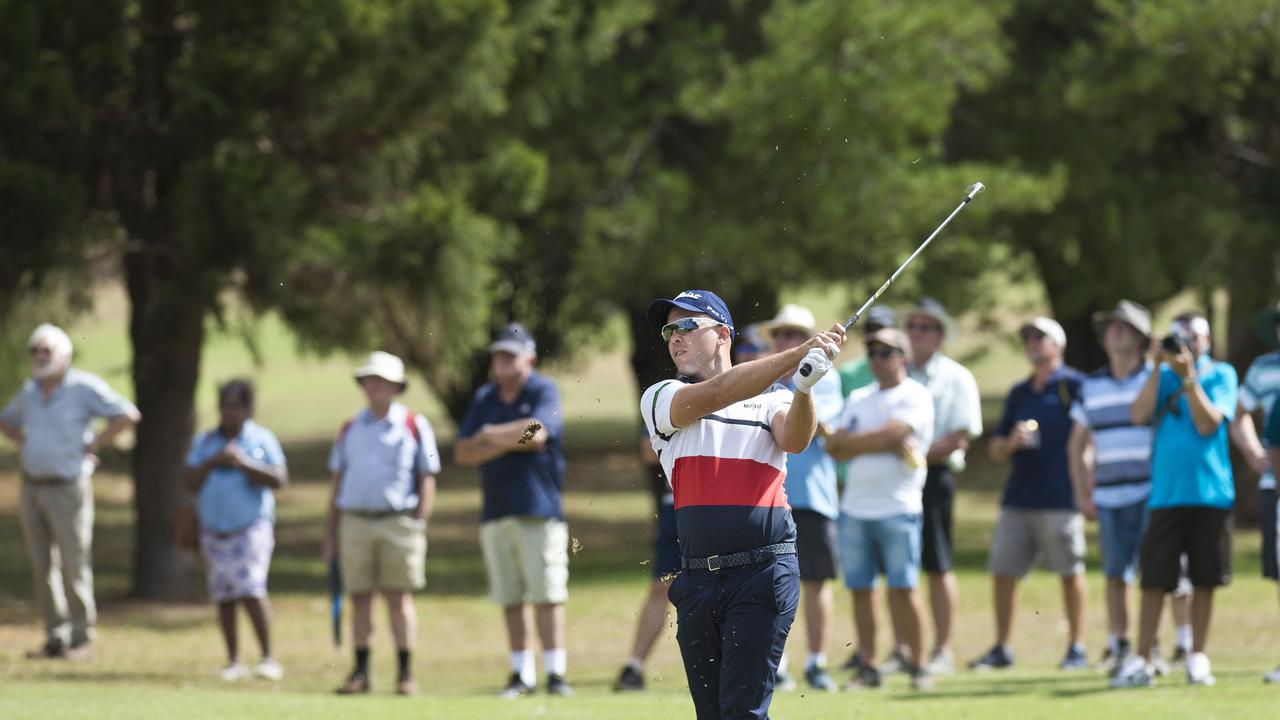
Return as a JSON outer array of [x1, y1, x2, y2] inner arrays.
[[763, 304, 846, 692], [733, 322, 770, 364], [612, 432, 680, 692], [903, 298, 982, 675], [640, 289, 845, 719], [1112, 313, 1238, 688], [323, 351, 440, 696], [183, 380, 288, 682], [0, 324, 141, 661], [1068, 301, 1155, 673], [971, 317, 1089, 671], [828, 328, 935, 690], [454, 324, 572, 697], [837, 307, 899, 397], [1233, 300, 1280, 683]]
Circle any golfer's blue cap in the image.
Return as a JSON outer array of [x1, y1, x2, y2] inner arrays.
[[646, 290, 735, 338]]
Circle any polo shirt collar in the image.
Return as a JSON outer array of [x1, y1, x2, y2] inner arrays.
[[360, 402, 405, 426], [913, 352, 945, 378]]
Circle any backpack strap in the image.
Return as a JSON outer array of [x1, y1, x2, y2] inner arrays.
[[404, 411, 422, 445]]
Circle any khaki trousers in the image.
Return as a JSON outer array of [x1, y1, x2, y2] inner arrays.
[[20, 475, 96, 646]]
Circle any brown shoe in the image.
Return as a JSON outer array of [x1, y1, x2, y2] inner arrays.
[[26, 640, 66, 660], [396, 676, 419, 696], [336, 671, 371, 695], [65, 642, 95, 662]]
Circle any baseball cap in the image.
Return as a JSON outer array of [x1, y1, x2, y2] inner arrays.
[[864, 306, 897, 331], [1018, 316, 1067, 348], [1091, 299, 1152, 340], [489, 323, 537, 356], [646, 290, 735, 338], [866, 328, 913, 362]]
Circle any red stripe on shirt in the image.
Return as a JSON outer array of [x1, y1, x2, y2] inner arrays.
[[672, 455, 789, 509]]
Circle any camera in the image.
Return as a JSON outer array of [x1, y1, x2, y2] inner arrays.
[[1160, 325, 1192, 354]]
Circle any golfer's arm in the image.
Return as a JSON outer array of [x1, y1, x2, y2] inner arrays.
[[91, 413, 139, 452], [454, 432, 508, 466], [242, 459, 289, 489], [774, 394, 817, 455], [182, 456, 218, 493], [415, 473, 437, 521], [827, 421, 912, 461], [484, 418, 549, 452], [988, 435, 1017, 463], [668, 348, 804, 428], [1183, 380, 1224, 437], [1229, 406, 1265, 460]]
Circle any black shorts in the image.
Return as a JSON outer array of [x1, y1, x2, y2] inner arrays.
[[921, 466, 955, 573], [1139, 506, 1233, 591], [1261, 488, 1278, 582], [793, 509, 838, 581]]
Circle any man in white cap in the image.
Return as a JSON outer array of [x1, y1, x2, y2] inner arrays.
[[902, 298, 982, 675], [455, 323, 573, 697], [1, 323, 140, 661], [323, 351, 440, 695], [971, 317, 1089, 671], [762, 304, 846, 692]]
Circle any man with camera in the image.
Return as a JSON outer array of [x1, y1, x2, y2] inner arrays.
[[1111, 313, 1238, 689]]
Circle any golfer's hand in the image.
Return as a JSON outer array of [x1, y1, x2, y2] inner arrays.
[[1009, 422, 1032, 449], [794, 348, 833, 393], [1076, 493, 1098, 521], [1166, 348, 1196, 379]]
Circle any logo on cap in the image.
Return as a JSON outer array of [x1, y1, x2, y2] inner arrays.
[[675, 291, 703, 301]]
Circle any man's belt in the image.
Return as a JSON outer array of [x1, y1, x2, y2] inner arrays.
[[682, 542, 796, 572], [21, 473, 75, 484], [342, 508, 414, 519]]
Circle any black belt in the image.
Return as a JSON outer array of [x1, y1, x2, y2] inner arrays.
[[682, 542, 796, 572], [342, 508, 413, 519], [22, 474, 75, 484]]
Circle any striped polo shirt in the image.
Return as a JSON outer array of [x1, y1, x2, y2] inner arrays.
[[641, 379, 796, 559], [1069, 362, 1153, 509], [1241, 350, 1280, 490]]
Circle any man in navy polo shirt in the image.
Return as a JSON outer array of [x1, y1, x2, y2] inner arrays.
[[455, 323, 571, 697], [971, 317, 1089, 671], [640, 289, 845, 720]]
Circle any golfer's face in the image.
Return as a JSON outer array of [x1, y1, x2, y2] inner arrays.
[[1021, 330, 1061, 364], [218, 397, 250, 431], [667, 308, 723, 376], [29, 343, 53, 373], [491, 350, 534, 384]]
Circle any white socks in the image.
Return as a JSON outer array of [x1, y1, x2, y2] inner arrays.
[[1176, 625, 1192, 650], [806, 652, 827, 670], [627, 656, 644, 672], [511, 650, 536, 686], [544, 648, 567, 677]]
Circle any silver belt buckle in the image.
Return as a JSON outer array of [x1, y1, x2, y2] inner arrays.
[[705, 555, 722, 572]]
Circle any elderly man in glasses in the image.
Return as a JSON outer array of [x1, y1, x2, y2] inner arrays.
[[971, 317, 1088, 672], [640, 289, 844, 720], [1, 324, 141, 661], [827, 328, 936, 691]]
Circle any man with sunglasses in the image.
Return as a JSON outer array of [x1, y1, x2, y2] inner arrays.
[[971, 317, 1088, 672], [641, 289, 844, 720], [1112, 313, 1238, 689], [1, 324, 141, 661], [827, 328, 935, 690]]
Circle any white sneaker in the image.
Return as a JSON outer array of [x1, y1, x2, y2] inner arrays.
[[1109, 656, 1156, 689], [1264, 665, 1280, 684], [254, 657, 284, 681], [1186, 652, 1216, 686], [925, 648, 955, 676], [219, 662, 250, 682]]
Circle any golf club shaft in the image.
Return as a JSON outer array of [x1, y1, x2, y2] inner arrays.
[[795, 182, 984, 379], [841, 182, 984, 331]]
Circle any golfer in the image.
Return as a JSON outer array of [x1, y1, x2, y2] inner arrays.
[[640, 289, 845, 719]]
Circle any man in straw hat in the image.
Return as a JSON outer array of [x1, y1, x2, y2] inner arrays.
[[1, 323, 141, 661], [1234, 300, 1280, 683], [324, 351, 440, 695], [761, 304, 846, 692]]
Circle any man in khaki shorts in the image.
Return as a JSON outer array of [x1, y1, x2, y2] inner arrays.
[[970, 317, 1090, 671], [455, 324, 572, 697], [324, 351, 440, 696]]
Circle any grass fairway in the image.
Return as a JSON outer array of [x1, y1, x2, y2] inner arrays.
[[3, 447, 1280, 720]]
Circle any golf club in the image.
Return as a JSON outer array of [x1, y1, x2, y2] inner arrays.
[[798, 181, 985, 378]]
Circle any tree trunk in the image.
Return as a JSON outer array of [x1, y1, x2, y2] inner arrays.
[[124, 247, 205, 599]]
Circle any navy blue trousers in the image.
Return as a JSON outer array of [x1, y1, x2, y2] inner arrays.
[[669, 554, 800, 720]]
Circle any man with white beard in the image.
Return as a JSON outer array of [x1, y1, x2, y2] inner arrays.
[[0, 324, 141, 661]]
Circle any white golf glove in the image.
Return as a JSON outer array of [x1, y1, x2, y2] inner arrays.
[[794, 346, 834, 394]]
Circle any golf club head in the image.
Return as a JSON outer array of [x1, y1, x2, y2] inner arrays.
[[965, 181, 985, 200]]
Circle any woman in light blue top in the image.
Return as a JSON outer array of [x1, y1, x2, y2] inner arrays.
[[183, 380, 288, 682]]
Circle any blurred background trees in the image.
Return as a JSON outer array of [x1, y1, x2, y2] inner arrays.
[[2, 0, 1278, 597]]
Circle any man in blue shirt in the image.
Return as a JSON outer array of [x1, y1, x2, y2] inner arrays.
[[324, 351, 441, 696], [1, 324, 141, 661], [455, 323, 572, 697], [1112, 313, 1237, 689], [763, 304, 845, 692], [971, 317, 1089, 671]]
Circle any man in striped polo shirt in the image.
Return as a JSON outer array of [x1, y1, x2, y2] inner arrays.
[[640, 289, 845, 719], [1234, 300, 1280, 683], [1068, 301, 1157, 672]]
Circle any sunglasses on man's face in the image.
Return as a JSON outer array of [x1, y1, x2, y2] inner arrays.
[[661, 317, 724, 343], [867, 346, 901, 360], [29, 346, 52, 356]]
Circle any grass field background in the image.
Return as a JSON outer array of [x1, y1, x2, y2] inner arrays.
[[1, 281, 1277, 718]]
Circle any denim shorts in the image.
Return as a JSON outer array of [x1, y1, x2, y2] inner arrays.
[[837, 513, 922, 590], [1098, 499, 1149, 581]]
